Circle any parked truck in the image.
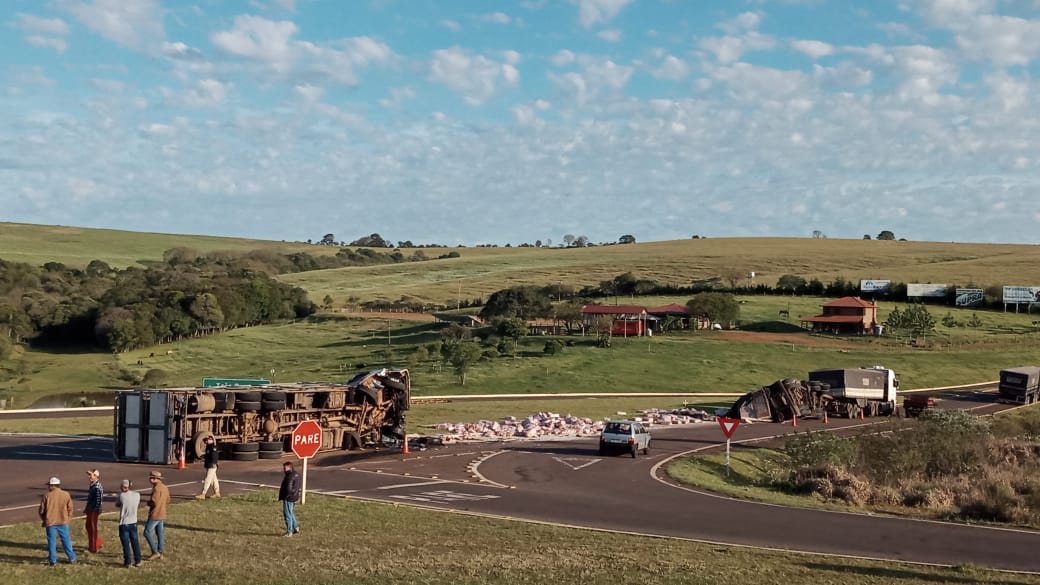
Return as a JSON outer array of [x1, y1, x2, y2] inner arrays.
[[113, 368, 411, 465], [728, 366, 899, 422], [997, 366, 1040, 405]]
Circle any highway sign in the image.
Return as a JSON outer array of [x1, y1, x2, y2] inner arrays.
[[291, 420, 323, 459], [202, 377, 270, 387], [717, 417, 740, 439]]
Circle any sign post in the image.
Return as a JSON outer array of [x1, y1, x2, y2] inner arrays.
[[716, 417, 741, 476], [290, 420, 323, 504]]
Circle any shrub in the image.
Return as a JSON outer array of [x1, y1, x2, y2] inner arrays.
[[784, 430, 855, 469]]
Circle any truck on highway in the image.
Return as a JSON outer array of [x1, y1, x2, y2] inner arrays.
[[113, 368, 411, 465], [728, 366, 900, 422], [997, 366, 1040, 405]]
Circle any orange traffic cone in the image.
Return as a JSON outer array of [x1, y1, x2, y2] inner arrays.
[[822, 410, 829, 424], [401, 433, 410, 455], [859, 409, 865, 420], [177, 448, 186, 470], [791, 413, 798, 428]]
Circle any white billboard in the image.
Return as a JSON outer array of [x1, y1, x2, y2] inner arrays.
[[860, 279, 891, 293], [955, 288, 984, 307], [1003, 286, 1040, 304], [907, 284, 947, 298]]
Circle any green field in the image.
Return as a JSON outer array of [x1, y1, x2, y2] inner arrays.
[[0, 491, 1028, 585]]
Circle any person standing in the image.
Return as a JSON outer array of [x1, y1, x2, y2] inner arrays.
[[196, 436, 220, 499], [39, 476, 77, 565], [84, 469, 103, 553], [115, 479, 142, 568], [144, 470, 168, 560], [278, 462, 302, 537]]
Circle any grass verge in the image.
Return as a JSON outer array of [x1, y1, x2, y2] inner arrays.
[[0, 491, 1028, 585]]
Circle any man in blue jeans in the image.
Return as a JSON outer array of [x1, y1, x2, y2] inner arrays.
[[38, 476, 77, 565], [278, 462, 301, 536], [144, 470, 169, 560], [116, 479, 142, 568]]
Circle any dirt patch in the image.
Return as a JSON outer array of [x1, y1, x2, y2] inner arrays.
[[340, 310, 436, 322], [714, 330, 852, 349]]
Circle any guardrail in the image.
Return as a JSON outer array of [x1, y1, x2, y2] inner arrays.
[[0, 382, 1002, 418]]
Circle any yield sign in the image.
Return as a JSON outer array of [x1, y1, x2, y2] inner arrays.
[[717, 417, 740, 439]]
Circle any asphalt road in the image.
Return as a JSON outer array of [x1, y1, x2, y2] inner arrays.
[[2, 389, 1039, 573]]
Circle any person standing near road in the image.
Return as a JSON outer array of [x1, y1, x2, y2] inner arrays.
[[39, 476, 77, 566], [278, 461, 302, 537], [196, 435, 221, 500], [115, 479, 142, 568], [84, 469, 104, 554], [144, 470, 168, 561]]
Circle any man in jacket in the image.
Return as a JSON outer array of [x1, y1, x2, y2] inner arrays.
[[144, 470, 169, 560], [115, 479, 141, 568], [39, 476, 77, 565], [84, 469, 103, 553], [196, 436, 220, 499], [278, 462, 302, 537]]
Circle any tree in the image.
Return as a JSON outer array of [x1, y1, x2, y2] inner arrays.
[[686, 292, 740, 328], [479, 286, 552, 321], [812, 230, 824, 239], [575, 235, 589, 247], [322, 295, 334, 309], [141, 368, 169, 387], [719, 267, 746, 289], [776, 274, 807, 293], [554, 301, 584, 334], [495, 317, 528, 357], [877, 230, 896, 241], [320, 233, 336, 245], [563, 234, 575, 247], [447, 341, 482, 385], [863, 234, 871, 240], [618, 234, 636, 244]]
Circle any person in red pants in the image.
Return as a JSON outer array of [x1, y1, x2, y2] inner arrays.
[[84, 469, 104, 553]]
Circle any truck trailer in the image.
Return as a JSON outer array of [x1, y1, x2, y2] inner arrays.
[[113, 368, 411, 465], [728, 366, 899, 422], [998, 366, 1040, 405]]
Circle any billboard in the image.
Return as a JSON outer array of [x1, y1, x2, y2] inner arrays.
[[907, 284, 947, 298], [1003, 286, 1040, 304], [860, 279, 891, 293], [955, 288, 984, 307]]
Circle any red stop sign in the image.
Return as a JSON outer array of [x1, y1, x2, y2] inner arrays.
[[291, 420, 323, 459]]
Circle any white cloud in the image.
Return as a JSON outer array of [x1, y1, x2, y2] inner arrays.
[[651, 55, 689, 80], [717, 11, 763, 35], [378, 86, 417, 108], [272, 0, 296, 11], [790, 39, 834, 59], [293, 83, 325, 105], [440, 19, 462, 31], [12, 13, 70, 35], [168, 78, 231, 108], [481, 12, 512, 24], [91, 79, 126, 93], [162, 41, 206, 61], [65, 0, 166, 51], [699, 32, 775, 63], [952, 14, 1040, 67], [25, 36, 68, 53], [572, 0, 634, 28], [552, 50, 577, 66], [513, 100, 551, 125], [917, 0, 995, 26], [429, 47, 520, 105], [211, 15, 298, 73], [597, 29, 623, 42], [550, 59, 633, 104]]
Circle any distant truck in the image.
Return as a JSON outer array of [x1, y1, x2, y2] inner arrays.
[[728, 366, 899, 422], [997, 367, 1040, 405], [113, 368, 411, 465]]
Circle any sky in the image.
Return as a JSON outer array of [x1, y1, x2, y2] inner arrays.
[[3, 0, 1040, 246]]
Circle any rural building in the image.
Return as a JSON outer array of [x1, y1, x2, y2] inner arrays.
[[799, 296, 879, 335], [526, 318, 567, 336], [432, 313, 484, 327], [646, 303, 696, 330], [580, 304, 651, 336]]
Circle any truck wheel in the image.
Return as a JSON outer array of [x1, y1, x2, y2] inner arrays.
[[235, 400, 261, 413], [259, 440, 284, 453], [258, 450, 283, 460], [191, 431, 215, 460], [261, 399, 285, 411], [231, 451, 259, 461], [231, 442, 260, 453]]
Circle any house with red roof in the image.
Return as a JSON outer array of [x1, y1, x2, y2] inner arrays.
[[580, 304, 650, 336], [799, 296, 879, 335]]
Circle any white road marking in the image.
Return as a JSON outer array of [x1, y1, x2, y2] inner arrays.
[[375, 479, 449, 490], [323, 489, 358, 495], [0, 504, 39, 512], [388, 490, 501, 504], [552, 456, 601, 471]]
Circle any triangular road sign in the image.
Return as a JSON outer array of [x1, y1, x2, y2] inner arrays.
[[717, 417, 740, 439]]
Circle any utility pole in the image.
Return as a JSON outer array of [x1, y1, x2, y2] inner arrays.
[[387, 319, 392, 367]]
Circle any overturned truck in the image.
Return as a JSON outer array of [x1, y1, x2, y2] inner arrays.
[[114, 369, 411, 464], [727, 367, 899, 422]]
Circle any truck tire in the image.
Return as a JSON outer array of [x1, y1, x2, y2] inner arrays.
[[235, 400, 261, 413], [231, 442, 260, 453], [259, 440, 284, 453], [191, 430, 215, 460], [261, 399, 286, 411], [236, 391, 262, 403], [213, 392, 236, 411], [258, 450, 283, 460], [231, 451, 259, 461]]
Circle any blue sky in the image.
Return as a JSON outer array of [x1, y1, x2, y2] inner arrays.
[[3, 0, 1040, 245]]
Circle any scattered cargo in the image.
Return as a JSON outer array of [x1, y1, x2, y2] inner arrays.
[[902, 395, 936, 417], [728, 367, 900, 422], [997, 367, 1040, 405], [113, 369, 411, 464]]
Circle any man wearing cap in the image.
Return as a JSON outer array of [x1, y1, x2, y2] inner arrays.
[[115, 479, 142, 568], [144, 470, 168, 560], [196, 435, 220, 499], [84, 469, 104, 553], [39, 476, 77, 565]]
